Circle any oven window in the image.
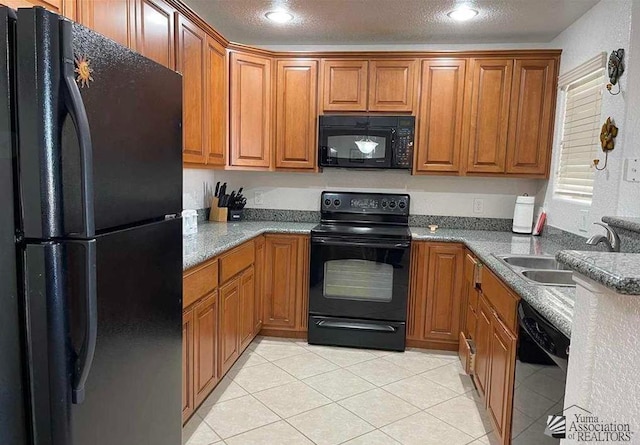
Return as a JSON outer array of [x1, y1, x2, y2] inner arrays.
[[327, 134, 387, 161], [323, 259, 393, 302]]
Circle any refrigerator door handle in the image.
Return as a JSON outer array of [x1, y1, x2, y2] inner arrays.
[[71, 239, 97, 404], [60, 20, 95, 238]]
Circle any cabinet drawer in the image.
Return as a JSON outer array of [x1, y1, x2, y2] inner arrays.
[[219, 241, 255, 283], [481, 269, 518, 332], [184, 259, 219, 309], [458, 331, 476, 375]]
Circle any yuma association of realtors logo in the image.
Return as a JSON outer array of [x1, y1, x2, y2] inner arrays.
[[545, 405, 634, 442]]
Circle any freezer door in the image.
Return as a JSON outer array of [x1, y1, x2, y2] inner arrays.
[[17, 8, 182, 239], [0, 7, 28, 445], [68, 218, 182, 445]]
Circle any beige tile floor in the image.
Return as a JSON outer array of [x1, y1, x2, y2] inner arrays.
[[183, 336, 564, 445]]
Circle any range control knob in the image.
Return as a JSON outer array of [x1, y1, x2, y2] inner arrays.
[[333, 199, 341, 207], [324, 198, 332, 207], [389, 201, 397, 209], [398, 201, 406, 209], [381, 200, 388, 208]]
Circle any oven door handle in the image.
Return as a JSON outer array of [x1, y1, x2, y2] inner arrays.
[[316, 320, 397, 333], [312, 238, 410, 249]]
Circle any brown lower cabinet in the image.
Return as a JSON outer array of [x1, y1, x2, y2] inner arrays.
[[407, 242, 464, 350], [181, 234, 308, 423], [182, 305, 195, 422], [194, 291, 219, 406], [461, 266, 519, 445], [262, 234, 309, 336]]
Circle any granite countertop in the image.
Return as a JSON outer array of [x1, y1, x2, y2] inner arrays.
[[183, 221, 316, 270], [602, 216, 640, 234], [556, 250, 640, 295], [184, 221, 576, 337]]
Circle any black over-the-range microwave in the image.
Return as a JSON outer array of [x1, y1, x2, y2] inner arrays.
[[318, 115, 415, 169]]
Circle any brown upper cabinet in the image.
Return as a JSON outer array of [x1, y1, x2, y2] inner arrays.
[[78, 0, 134, 47], [506, 58, 556, 175], [321, 59, 417, 113], [368, 60, 417, 112], [415, 59, 467, 174], [204, 36, 228, 167], [229, 51, 272, 168], [134, 0, 176, 69], [464, 58, 513, 174], [176, 13, 207, 164], [275, 59, 319, 170], [6, 0, 75, 18], [321, 59, 368, 112]]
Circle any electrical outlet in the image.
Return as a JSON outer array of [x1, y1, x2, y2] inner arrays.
[[254, 190, 264, 206], [579, 209, 589, 232], [473, 198, 484, 214], [625, 158, 640, 182]]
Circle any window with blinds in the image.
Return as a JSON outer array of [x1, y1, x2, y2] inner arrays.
[[555, 67, 606, 201]]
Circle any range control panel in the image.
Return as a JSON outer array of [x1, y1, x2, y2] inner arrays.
[[321, 192, 410, 216]]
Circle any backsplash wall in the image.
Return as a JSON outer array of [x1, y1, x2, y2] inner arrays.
[[184, 168, 544, 219]]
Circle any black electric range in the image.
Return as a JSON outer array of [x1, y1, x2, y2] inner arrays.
[[308, 191, 412, 351]]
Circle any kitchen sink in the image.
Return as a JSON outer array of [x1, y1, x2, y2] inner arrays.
[[499, 255, 568, 270], [521, 270, 576, 287], [494, 254, 576, 287]]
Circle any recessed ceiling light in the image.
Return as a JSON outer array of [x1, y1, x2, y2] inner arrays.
[[447, 6, 479, 21], [265, 11, 294, 24]]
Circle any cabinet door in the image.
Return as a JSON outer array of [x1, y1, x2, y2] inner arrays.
[[368, 59, 417, 112], [134, 0, 175, 69], [474, 294, 492, 397], [193, 291, 219, 406], [415, 59, 466, 173], [295, 235, 310, 331], [275, 59, 318, 170], [506, 58, 556, 176], [239, 267, 255, 352], [254, 236, 265, 335], [78, 0, 134, 48], [487, 314, 517, 444], [219, 278, 240, 375], [205, 36, 228, 167], [230, 52, 272, 168], [182, 307, 195, 423], [263, 235, 299, 330], [177, 14, 207, 164], [321, 59, 368, 111], [4, 0, 75, 18], [465, 59, 513, 174], [407, 242, 429, 341], [423, 244, 463, 342]]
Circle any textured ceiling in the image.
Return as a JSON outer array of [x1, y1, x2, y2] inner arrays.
[[182, 0, 599, 45]]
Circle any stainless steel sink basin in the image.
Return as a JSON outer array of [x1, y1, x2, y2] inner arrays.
[[521, 270, 576, 287], [499, 255, 567, 270]]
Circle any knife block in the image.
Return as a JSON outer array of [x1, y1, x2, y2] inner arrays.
[[209, 197, 228, 222]]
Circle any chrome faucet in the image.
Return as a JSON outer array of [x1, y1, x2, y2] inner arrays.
[[586, 222, 621, 252]]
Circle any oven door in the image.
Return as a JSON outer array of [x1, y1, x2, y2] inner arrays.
[[309, 236, 410, 321], [319, 127, 395, 168]]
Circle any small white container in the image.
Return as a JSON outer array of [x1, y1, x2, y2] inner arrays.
[[512, 195, 535, 234], [182, 209, 198, 236]]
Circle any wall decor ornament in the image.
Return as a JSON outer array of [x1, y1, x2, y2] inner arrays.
[[606, 48, 624, 95], [594, 117, 618, 171]]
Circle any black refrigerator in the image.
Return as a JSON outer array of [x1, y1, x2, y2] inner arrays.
[[0, 7, 183, 445]]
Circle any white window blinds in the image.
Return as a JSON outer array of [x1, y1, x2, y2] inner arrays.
[[555, 60, 606, 201]]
